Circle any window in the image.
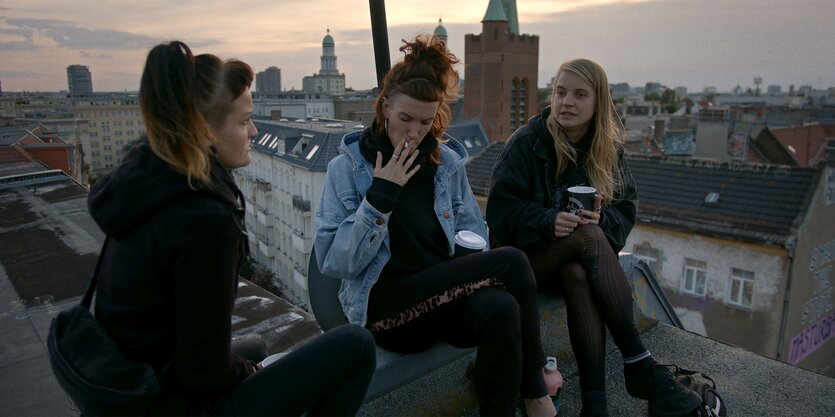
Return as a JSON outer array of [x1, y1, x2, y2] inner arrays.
[[634, 244, 660, 277], [728, 268, 755, 308], [682, 259, 707, 296]]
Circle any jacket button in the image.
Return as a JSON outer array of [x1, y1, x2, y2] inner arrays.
[[443, 211, 450, 219], [375, 217, 384, 225]]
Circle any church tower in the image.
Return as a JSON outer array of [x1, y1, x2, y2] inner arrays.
[[464, 0, 539, 142], [303, 29, 346, 95], [433, 18, 448, 48], [319, 29, 339, 76]]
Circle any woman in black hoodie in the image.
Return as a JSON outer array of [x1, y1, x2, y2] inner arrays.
[[487, 59, 700, 416], [88, 41, 374, 416]]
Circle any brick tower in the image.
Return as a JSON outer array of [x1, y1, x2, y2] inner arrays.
[[464, 0, 539, 143]]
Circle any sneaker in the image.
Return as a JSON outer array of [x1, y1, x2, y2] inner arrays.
[[625, 363, 701, 416]]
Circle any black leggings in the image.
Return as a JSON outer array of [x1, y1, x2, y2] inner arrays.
[[219, 324, 376, 416], [368, 247, 546, 416], [526, 225, 646, 393]]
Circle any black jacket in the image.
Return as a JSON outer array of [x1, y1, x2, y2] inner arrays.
[[88, 140, 253, 413], [487, 107, 637, 253]]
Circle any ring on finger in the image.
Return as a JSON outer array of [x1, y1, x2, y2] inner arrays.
[[392, 154, 400, 160]]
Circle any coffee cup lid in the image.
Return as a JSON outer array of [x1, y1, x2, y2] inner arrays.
[[567, 186, 596, 194], [454, 230, 486, 250]]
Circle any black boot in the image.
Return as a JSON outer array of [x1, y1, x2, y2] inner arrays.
[[624, 361, 701, 416], [580, 390, 608, 416]]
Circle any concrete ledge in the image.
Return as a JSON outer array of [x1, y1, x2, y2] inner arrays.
[[6, 277, 834, 416]]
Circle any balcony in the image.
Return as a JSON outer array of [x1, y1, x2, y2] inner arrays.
[[255, 179, 272, 191], [256, 210, 274, 228], [258, 239, 272, 258], [292, 194, 311, 212]]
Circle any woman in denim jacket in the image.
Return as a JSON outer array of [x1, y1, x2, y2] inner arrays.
[[314, 35, 555, 417]]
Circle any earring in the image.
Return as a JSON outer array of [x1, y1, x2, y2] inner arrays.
[[384, 118, 389, 138]]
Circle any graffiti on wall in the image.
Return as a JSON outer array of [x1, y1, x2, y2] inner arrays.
[[801, 239, 835, 326], [789, 311, 835, 365], [663, 131, 695, 155], [789, 239, 835, 364]]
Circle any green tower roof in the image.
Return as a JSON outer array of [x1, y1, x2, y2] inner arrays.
[[434, 18, 447, 38], [482, 0, 508, 22]]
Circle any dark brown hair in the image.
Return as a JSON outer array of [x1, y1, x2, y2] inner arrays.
[[374, 34, 459, 164], [139, 41, 253, 186]]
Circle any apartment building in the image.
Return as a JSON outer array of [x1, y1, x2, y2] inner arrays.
[[72, 96, 144, 178]]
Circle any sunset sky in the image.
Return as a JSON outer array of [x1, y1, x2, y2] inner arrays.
[[1, 0, 833, 93]]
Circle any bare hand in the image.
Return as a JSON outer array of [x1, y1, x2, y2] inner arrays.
[[574, 193, 602, 225], [554, 212, 581, 237], [373, 137, 421, 186]]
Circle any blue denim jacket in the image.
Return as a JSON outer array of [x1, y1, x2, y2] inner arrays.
[[314, 129, 488, 326]]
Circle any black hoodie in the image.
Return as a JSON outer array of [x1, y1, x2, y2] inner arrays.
[[88, 140, 254, 413]]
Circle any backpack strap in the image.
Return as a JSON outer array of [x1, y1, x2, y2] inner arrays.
[[80, 237, 110, 310], [671, 365, 717, 390]]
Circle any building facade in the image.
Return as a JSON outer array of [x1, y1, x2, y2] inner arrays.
[[624, 156, 835, 376], [256, 66, 282, 93], [464, 0, 538, 143], [252, 93, 335, 120], [0, 123, 83, 182], [234, 119, 358, 307], [72, 96, 144, 178], [66, 65, 93, 97]]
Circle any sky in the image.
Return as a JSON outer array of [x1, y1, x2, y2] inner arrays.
[[1, 0, 834, 93]]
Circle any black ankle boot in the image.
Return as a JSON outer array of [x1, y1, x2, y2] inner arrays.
[[580, 390, 608, 416], [624, 362, 701, 416]]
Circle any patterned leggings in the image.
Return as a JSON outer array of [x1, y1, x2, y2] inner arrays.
[[526, 224, 647, 393], [367, 246, 546, 417]]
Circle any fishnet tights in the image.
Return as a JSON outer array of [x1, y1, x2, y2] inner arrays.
[[527, 225, 646, 392]]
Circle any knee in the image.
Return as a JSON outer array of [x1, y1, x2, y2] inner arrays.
[[575, 224, 607, 245], [492, 247, 537, 288], [492, 246, 528, 265], [560, 263, 588, 287], [479, 290, 522, 334], [333, 324, 377, 366]]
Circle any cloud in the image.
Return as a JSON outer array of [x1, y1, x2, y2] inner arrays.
[[0, 22, 35, 50], [80, 50, 112, 59], [4, 17, 170, 50], [0, 39, 34, 51]]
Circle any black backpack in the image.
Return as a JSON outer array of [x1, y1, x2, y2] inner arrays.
[[672, 366, 727, 417]]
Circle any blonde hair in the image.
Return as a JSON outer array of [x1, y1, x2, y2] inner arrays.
[[545, 58, 624, 205]]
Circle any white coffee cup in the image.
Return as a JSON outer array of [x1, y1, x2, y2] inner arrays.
[[258, 352, 288, 368], [454, 230, 486, 257]]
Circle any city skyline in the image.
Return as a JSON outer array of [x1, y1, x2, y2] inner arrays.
[[1, 0, 834, 93]]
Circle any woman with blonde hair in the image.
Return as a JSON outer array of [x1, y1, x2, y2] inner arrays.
[[316, 35, 556, 416], [488, 58, 700, 416], [88, 41, 374, 416]]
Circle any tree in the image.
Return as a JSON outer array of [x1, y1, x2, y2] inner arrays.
[[660, 88, 677, 105], [239, 256, 286, 297]]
